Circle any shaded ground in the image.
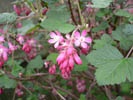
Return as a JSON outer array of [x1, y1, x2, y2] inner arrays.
[[0, 0, 14, 13]]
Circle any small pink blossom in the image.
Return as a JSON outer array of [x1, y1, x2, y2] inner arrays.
[[48, 31, 64, 48], [74, 30, 92, 49], [13, 5, 21, 16], [0, 45, 8, 68], [16, 22, 22, 28], [16, 34, 25, 45], [0, 88, 3, 94], [8, 42, 18, 53], [76, 79, 86, 93], [49, 65, 56, 74], [0, 36, 5, 43], [0, 45, 8, 61]]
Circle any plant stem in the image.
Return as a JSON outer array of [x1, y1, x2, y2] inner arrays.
[[126, 46, 133, 58], [76, 0, 85, 25], [68, 0, 77, 25]]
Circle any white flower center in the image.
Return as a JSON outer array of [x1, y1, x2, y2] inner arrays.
[[79, 36, 85, 42], [54, 36, 60, 42], [0, 48, 3, 55]]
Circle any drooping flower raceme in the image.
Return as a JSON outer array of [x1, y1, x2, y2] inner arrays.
[[48, 31, 64, 48], [57, 45, 82, 79], [74, 30, 92, 49], [48, 29, 92, 79]]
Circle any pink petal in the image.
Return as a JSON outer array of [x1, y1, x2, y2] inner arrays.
[[74, 31, 80, 38], [55, 31, 61, 35], [54, 42, 59, 48], [81, 42, 88, 48], [3, 52, 8, 61], [69, 56, 74, 67], [50, 32, 56, 38], [57, 52, 65, 64], [81, 30, 87, 36], [73, 53, 82, 65], [48, 39, 56, 44], [85, 37, 92, 43], [74, 40, 80, 47]]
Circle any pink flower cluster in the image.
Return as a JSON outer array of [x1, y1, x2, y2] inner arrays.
[[48, 30, 92, 79], [16, 34, 39, 59], [13, 5, 31, 16], [76, 79, 86, 93], [0, 35, 18, 68]]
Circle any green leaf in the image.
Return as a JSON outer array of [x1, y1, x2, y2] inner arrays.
[[115, 9, 132, 18], [40, 6, 75, 33], [91, 0, 113, 8], [121, 82, 131, 94], [0, 75, 16, 88], [26, 94, 38, 100], [93, 34, 115, 49], [17, 20, 35, 35], [92, 21, 109, 32], [79, 94, 86, 100], [112, 24, 133, 50], [96, 9, 111, 18], [41, 19, 75, 34], [115, 96, 125, 100], [11, 63, 24, 77], [87, 45, 133, 85], [123, 24, 133, 35], [74, 55, 88, 71], [27, 56, 43, 69], [0, 13, 17, 24], [46, 53, 58, 64], [87, 45, 123, 68]]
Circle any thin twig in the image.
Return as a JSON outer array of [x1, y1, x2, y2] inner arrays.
[[55, 86, 78, 100], [125, 46, 133, 58], [68, 0, 77, 25], [104, 86, 114, 100]]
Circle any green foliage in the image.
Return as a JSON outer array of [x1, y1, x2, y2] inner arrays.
[[121, 82, 131, 94], [115, 9, 133, 18], [112, 24, 133, 50], [26, 94, 38, 100], [0, 13, 17, 24], [40, 6, 75, 33], [74, 55, 88, 71], [96, 9, 111, 18], [87, 45, 133, 85], [0, 75, 16, 88], [93, 34, 115, 49], [17, 20, 35, 35], [92, 21, 109, 32], [91, 0, 113, 8], [11, 62, 24, 77], [79, 94, 86, 100], [27, 55, 43, 69], [46, 53, 58, 64], [115, 96, 125, 100]]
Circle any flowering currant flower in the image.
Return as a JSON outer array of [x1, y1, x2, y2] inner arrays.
[[13, 5, 21, 16], [0, 88, 3, 94], [49, 64, 56, 75], [48, 31, 64, 48], [0, 36, 5, 43], [74, 30, 92, 49], [0, 45, 8, 68], [8, 42, 18, 53], [57, 45, 82, 79], [76, 79, 86, 93], [16, 34, 25, 45]]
